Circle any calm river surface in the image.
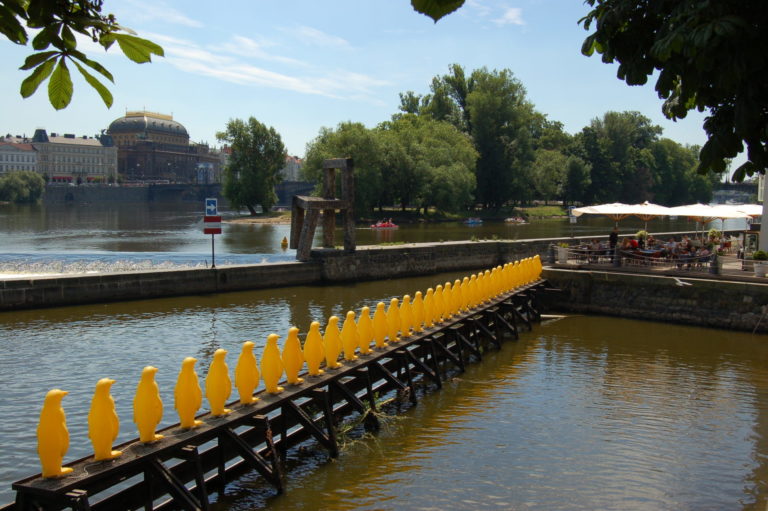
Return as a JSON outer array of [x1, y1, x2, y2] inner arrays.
[[0, 201, 745, 275], [0, 202, 762, 509]]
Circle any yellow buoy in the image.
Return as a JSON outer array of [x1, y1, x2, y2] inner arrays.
[[281, 236, 289, 250], [261, 333, 285, 394], [235, 341, 260, 404], [88, 378, 122, 461], [37, 389, 73, 478], [133, 366, 164, 443], [282, 326, 305, 385], [304, 321, 325, 376]]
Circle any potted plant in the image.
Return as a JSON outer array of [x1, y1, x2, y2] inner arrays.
[[556, 242, 569, 263], [753, 250, 768, 277]]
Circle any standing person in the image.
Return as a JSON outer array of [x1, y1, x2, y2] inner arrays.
[[609, 227, 619, 249]]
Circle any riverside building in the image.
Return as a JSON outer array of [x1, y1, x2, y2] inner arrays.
[[30, 129, 118, 184], [106, 111, 223, 184]]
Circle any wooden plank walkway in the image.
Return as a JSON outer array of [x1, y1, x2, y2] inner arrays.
[[9, 280, 546, 511]]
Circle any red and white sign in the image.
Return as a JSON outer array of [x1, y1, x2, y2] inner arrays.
[[204, 215, 222, 235]]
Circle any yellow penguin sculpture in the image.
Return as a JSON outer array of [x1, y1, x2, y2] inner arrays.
[[235, 341, 260, 404], [175, 357, 203, 429], [468, 274, 478, 309], [37, 389, 73, 478], [341, 311, 359, 361], [261, 333, 285, 393], [453, 279, 463, 315], [323, 316, 343, 369], [443, 282, 454, 319], [412, 291, 425, 333], [399, 295, 413, 338], [461, 277, 471, 311], [304, 321, 325, 376], [386, 297, 401, 342], [357, 306, 374, 355], [133, 366, 163, 443], [88, 378, 122, 461], [423, 288, 435, 328], [205, 349, 232, 416], [282, 327, 305, 385], [433, 284, 445, 325], [372, 302, 388, 349]]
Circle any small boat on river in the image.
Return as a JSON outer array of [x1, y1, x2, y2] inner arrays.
[[371, 220, 398, 229], [505, 216, 528, 224], [464, 217, 483, 225]]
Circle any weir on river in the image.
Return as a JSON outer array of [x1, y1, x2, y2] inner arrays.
[[8, 259, 545, 511]]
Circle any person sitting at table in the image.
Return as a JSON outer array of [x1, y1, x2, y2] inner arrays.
[[621, 238, 632, 251], [589, 239, 601, 262], [630, 237, 639, 249]]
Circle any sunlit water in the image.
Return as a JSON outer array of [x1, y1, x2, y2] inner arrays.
[[0, 273, 767, 509], [0, 202, 747, 276]]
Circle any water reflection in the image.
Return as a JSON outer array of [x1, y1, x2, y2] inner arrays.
[[229, 316, 768, 511]]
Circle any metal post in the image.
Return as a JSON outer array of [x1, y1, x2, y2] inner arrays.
[[211, 233, 216, 269]]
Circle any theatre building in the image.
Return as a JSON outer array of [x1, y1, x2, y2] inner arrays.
[[107, 111, 222, 184]]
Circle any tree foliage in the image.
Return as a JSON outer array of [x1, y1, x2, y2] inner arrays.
[[580, 0, 768, 181], [2, 0, 163, 109], [413, 0, 768, 182], [0, 170, 45, 202], [303, 116, 476, 216], [217, 117, 286, 215]]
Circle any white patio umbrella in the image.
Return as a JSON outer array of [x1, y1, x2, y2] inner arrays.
[[571, 203, 635, 226], [628, 201, 672, 231], [572, 202, 670, 230], [668, 203, 751, 236]]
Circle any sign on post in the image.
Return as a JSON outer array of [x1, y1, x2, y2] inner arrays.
[[204, 199, 221, 268], [204, 215, 222, 235]]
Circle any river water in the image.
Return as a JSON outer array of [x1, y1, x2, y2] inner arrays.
[[0, 202, 745, 275], [0, 203, 763, 509]]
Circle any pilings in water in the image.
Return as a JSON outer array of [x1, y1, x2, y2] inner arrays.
[[10, 263, 546, 511]]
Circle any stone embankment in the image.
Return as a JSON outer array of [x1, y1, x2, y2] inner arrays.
[[1, 234, 766, 333]]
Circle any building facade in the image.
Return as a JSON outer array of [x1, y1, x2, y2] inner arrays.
[[31, 129, 117, 184], [107, 111, 222, 184], [0, 140, 37, 175]]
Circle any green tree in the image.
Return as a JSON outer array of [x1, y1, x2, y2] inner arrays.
[[530, 149, 568, 203], [0, 170, 45, 202], [303, 122, 384, 215], [467, 67, 536, 209], [378, 114, 477, 213], [413, 0, 768, 181], [217, 117, 286, 215], [2, 0, 163, 109], [562, 156, 591, 206], [579, 111, 661, 203]]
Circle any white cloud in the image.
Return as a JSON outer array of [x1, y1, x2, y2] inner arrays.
[[121, 0, 203, 28], [291, 26, 350, 48], [493, 7, 525, 26], [149, 33, 384, 99], [215, 35, 308, 67]]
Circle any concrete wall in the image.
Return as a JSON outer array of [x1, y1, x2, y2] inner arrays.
[[1, 232, 751, 315], [541, 268, 768, 333]]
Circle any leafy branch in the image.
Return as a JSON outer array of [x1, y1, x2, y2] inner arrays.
[[3, 0, 163, 109]]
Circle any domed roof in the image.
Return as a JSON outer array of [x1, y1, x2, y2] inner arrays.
[[108, 111, 188, 137]]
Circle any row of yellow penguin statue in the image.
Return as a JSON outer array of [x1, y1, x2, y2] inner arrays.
[[36, 257, 541, 478]]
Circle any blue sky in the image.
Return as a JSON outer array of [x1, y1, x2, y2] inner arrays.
[[1, 0, 712, 159]]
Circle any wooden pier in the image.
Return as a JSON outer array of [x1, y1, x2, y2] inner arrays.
[[8, 281, 546, 511]]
